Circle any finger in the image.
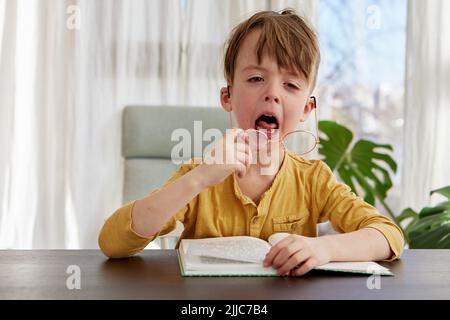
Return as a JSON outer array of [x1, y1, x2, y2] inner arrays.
[[271, 240, 305, 269], [223, 129, 242, 149], [235, 134, 252, 157], [230, 133, 251, 156], [235, 141, 250, 154], [230, 127, 245, 134], [233, 129, 246, 142], [236, 141, 253, 163], [236, 143, 254, 168], [264, 234, 298, 266], [290, 257, 318, 277], [222, 140, 248, 165], [246, 147, 254, 167], [236, 150, 249, 165], [277, 249, 312, 276], [236, 151, 253, 175], [234, 163, 247, 178], [264, 235, 300, 267]]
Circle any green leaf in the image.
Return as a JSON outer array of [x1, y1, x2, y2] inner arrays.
[[318, 121, 353, 170], [318, 121, 397, 207], [408, 212, 450, 239], [418, 204, 449, 218], [403, 186, 450, 247], [436, 234, 450, 248], [398, 208, 419, 223], [397, 209, 419, 240], [336, 164, 356, 191], [409, 224, 450, 249], [431, 186, 450, 199]]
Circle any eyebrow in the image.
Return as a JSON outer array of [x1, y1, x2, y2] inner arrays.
[[241, 65, 266, 72], [241, 65, 302, 78]]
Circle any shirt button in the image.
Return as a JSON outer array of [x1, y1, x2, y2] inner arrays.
[[252, 217, 259, 224]]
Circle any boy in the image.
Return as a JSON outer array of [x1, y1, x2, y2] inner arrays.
[[99, 9, 404, 276]]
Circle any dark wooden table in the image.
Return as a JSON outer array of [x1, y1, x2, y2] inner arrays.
[[1, 249, 449, 299]]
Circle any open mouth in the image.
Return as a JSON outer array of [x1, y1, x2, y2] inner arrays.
[[255, 113, 280, 140], [255, 114, 279, 130]]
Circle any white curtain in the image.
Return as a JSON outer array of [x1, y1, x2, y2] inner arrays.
[[402, 0, 450, 211], [0, 0, 316, 249]]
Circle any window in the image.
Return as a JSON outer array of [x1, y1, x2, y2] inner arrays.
[[318, 0, 407, 214]]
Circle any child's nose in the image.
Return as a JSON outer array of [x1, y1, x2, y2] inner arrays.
[[264, 95, 280, 104], [263, 81, 281, 104], [265, 95, 280, 103]]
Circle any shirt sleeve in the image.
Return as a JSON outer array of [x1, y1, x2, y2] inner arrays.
[[314, 161, 405, 261], [98, 160, 199, 258]]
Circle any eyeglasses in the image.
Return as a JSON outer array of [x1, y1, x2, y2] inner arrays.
[[232, 97, 320, 156]]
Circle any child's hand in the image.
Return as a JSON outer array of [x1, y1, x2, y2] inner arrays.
[[263, 234, 332, 276], [196, 128, 253, 188]]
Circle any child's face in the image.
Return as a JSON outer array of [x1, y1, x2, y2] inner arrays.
[[220, 29, 314, 138]]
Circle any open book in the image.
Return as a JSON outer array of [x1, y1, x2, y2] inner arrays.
[[178, 233, 393, 276]]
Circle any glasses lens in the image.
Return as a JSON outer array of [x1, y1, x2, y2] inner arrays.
[[282, 130, 317, 155]]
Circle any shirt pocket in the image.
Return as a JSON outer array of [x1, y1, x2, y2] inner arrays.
[[272, 214, 306, 233]]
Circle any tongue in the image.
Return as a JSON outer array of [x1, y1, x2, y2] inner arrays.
[[256, 120, 278, 130]]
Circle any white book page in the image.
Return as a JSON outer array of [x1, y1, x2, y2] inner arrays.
[[184, 254, 269, 272], [184, 236, 271, 263]]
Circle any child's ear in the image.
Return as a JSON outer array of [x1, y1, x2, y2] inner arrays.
[[300, 96, 316, 122], [220, 86, 232, 112]]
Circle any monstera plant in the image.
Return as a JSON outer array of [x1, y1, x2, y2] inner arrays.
[[317, 120, 450, 248], [397, 187, 450, 248], [318, 120, 400, 225]]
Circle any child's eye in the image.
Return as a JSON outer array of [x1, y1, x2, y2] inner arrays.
[[248, 76, 264, 83], [285, 82, 300, 90]]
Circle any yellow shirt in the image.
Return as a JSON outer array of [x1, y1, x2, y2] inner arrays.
[[98, 151, 404, 261]]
